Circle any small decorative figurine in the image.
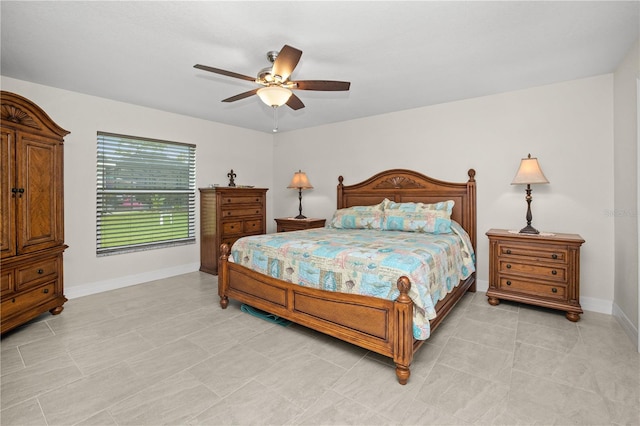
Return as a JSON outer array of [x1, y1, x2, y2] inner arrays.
[[227, 169, 236, 187]]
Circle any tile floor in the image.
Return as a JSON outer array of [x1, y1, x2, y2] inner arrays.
[[1, 272, 638, 425]]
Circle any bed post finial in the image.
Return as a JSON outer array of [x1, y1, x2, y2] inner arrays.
[[338, 176, 344, 185], [467, 169, 476, 182], [396, 276, 412, 303]]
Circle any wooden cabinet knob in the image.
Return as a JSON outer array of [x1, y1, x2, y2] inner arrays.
[[506, 249, 511, 254], [506, 264, 511, 269], [551, 270, 557, 275], [552, 254, 558, 259], [552, 288, 557, 293], [506, 281, 511, 286], [43, 288, 49, 294]]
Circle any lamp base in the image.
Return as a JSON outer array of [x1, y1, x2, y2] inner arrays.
[[519, 225, 540, 234], [294, 214, 307, 219]]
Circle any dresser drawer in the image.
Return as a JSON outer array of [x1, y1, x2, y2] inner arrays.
[[222, 221, 243, 235], [498, 277, 566, 300], [498, 243, 567, 263], [1, 282, 57, 318], [222, 207, 263, 218], [498, 260, 566, 282], [243, 219, 263, 233], [222, 237, 240, 251], [1, 269, 14, 297], [16, 257, 60, 291], [221, 195, 264, 205]]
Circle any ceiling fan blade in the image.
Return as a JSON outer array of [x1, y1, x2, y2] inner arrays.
[[194, 64, 256, 82], [222, 89, 259, 103], [294, 80, 351, 91], [272, 45, 302, 81], [286, 93, 305, 110]]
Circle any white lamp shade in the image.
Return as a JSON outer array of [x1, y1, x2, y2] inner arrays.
[[511, 154, 549, 185], [257, 86, 292, 107]]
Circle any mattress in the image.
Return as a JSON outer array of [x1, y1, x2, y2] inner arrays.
[[230, 221, 475, 339]]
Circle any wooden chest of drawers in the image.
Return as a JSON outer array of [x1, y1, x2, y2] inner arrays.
[[486, 228, 585, 321], [199, 187, 267, 275]]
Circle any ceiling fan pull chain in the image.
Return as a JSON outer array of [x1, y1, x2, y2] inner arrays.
[[272, 106, 278, 133]]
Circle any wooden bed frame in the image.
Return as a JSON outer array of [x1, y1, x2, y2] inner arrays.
[[218, 168, 477, 384]]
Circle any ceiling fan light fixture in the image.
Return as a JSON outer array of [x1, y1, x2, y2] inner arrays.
[[257, 86, 292, 107]]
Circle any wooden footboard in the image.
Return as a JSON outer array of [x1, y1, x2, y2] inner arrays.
[[219, 244, 475, 384], [219, 244, 416, 384]]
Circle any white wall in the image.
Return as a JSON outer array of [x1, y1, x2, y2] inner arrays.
[[1, 74, 618, 314], [274, 75, 615, 314], [613, 40, 639, 348], [1, 77, 274, 298]]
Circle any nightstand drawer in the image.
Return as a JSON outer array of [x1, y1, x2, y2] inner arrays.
[[498, 260, 566, 282], [498, 243, 567, 263], [498, 277, 566, 300], [275, 218, 326, 232]]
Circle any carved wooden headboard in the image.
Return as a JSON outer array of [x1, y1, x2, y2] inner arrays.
[[337, 168, 477, 253]]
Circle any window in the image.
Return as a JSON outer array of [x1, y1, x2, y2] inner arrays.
[[96, 132, 196, 256]]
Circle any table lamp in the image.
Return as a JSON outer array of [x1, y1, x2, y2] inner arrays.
[[287, 170, 313, 219], [511, 154, 549, 234]]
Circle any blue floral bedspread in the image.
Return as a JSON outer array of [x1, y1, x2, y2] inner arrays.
[[230, 222, 475, 339]]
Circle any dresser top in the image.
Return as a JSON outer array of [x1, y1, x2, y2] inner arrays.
[[486, 228, 584, 244], [199, 187, 268, 192]]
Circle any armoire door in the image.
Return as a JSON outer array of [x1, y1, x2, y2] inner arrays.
[[0, 127, 16, 258], [15, 132, 63, 254]]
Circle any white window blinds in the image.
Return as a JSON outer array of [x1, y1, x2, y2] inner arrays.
[[96, 132, 196, 256]]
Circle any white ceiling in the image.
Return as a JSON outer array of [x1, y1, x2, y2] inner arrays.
[[1, 1, 638, 134]]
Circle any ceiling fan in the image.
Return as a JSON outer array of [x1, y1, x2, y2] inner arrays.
[[194, 45, 351, 111]]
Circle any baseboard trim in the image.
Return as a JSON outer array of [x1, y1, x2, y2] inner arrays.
[[612, 302, 639, 351], [475, 279, 613, 315], [65, 263, 201, 299]]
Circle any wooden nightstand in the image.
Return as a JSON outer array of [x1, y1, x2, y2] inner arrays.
[[486, 228, 585, 321], [275, 218, 326, 232]]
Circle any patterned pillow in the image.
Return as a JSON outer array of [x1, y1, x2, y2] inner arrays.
[[382, 199, 454, 234], [328, 200, 385, 230]]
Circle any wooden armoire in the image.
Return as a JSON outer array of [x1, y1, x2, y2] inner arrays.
[[1, 91, 69, 334]]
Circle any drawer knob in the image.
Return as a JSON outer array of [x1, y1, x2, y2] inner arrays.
[[506, 249, 511, 254], [11, 298, 16, 303], [551, 270, 557, 275], [506, 281, 511, 286], [506, 264, 511, 269], [37, 269, 44, 274], [552, 288, 558, 293], [43, 288, 49, 294], [552, 254, 558, 259]]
